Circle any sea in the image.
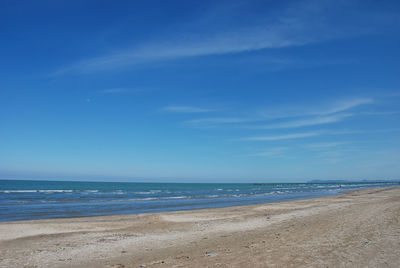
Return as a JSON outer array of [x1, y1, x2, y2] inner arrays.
[[0, 180, 398, 222]]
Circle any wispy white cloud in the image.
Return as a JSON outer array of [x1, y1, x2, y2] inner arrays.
[[326, 127, 400, 135], [247, 147, 289, 157], [163, 106, 216, 113], [185, 97, 372, 128], [184, 117, 256, 127], [388, 92, 400, 97], [241, 132, 320, 141], [99, 88, 129, 94], [320, 98, 373, 115], [315, 148, 361, 163], [360, 111, 400, 116], [259, 98, 373, 119], [98, 88, 149, 94], [59, 26, 306, 74], [305, 142, 347, 149], [254, 113, 352, 129], [56, 0, 388, 74]]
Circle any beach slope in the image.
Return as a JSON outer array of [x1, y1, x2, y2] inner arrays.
[[1, 187, 399, 267]]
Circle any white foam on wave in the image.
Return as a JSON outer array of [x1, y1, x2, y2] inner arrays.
[[0, 190, 74, 193], [111, 190, 125, 195], [1, 190, 38, 193], [130, 197, 159, 201], [164, 196, 187, 199], [39, 190, 73, 193]]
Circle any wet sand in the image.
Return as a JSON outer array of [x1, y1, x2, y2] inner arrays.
[[1, 187, 399, 267]]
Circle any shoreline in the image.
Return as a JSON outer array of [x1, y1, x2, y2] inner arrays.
[[1, 186, 399, 267]]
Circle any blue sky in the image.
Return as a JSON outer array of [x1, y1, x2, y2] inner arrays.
[[1, 0, 400, 182]]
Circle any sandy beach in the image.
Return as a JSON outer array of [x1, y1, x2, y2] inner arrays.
[[0, 186, 399, 267]]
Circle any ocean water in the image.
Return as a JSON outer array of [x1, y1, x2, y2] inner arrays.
[[0, 180, 398, 222]]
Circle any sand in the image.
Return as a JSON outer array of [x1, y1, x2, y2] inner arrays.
[[0, 186, 399, 267]]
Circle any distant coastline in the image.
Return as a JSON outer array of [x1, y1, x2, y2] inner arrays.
[[306, 179, 400, 184]]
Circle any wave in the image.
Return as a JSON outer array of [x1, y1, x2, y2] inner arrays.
[[1, 190, 73, 193], [164, 196, 187, 199]]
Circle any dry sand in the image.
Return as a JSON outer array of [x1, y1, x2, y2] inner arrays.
[[0, 187, 399, 267]]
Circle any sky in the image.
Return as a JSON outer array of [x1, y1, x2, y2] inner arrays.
[[1, 0, 400, 182]]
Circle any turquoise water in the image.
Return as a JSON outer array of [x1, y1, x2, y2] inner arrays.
[[0, 180, 398, 222]]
